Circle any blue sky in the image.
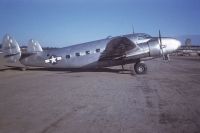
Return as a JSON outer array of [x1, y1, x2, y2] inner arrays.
[[0, 0, 200, 47]]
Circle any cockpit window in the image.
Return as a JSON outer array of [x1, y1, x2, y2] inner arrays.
[[138, 36, 145, 40], [143, 34, 151, 38], [138, 34, 152, 40]]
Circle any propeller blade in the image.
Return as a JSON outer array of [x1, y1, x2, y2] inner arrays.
[[158, 30, 165, 60]]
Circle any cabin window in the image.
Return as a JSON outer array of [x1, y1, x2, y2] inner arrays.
[[66, 55, 70, 59], [96, 48, 100, 53], [86, 51, 90, 55], [75, 52, 80, 57]]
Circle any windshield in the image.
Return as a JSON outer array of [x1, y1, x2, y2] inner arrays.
[[137, 33, 152, 40]]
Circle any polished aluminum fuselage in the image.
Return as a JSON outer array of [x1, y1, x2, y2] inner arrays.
[[19, 33, 181, 68], [19, 34, 150, 68]]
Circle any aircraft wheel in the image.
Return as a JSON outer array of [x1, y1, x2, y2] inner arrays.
[[134, 62, 147, 74], [21, 67, 27, 71]]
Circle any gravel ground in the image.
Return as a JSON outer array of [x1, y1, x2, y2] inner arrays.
[[0, 56, 200, 133]]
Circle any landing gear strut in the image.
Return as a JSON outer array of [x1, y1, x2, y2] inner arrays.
[[134, 62, 147, 74]]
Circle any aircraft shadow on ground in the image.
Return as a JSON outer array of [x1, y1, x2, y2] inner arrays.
[[0, 67, 133, 75], [30, 67, 132, 75]]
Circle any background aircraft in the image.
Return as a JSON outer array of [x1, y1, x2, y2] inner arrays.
[[0, 32, 181, 74]]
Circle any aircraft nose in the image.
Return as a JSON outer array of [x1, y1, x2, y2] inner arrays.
[[162, 38, 181, 54], [171, 38, 181, 49]]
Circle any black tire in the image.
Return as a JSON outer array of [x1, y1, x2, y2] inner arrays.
[[134, 62, 147, 74], [21, 67, 27, 71]]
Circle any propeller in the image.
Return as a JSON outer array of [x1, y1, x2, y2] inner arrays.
[[159, 30, 169, 60]]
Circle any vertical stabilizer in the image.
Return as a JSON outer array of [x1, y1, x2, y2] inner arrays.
[[27, 39, 43, 53], [1, 34, 21, 63]]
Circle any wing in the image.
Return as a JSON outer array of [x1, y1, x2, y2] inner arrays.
[[99, 36, 139, 60]]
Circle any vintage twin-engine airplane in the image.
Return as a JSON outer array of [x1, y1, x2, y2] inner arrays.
[[0, 32, 181, 74]]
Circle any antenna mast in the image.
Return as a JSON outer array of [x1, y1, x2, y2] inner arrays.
[[132, 24, 135, 34]]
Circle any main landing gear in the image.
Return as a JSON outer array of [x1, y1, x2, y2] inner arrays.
[[133, 62, 147, 75], [21, 66, 28, 71]]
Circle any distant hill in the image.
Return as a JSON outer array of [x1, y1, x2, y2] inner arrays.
[[175, 35, 200, 46], [20, 46, 58, 52]]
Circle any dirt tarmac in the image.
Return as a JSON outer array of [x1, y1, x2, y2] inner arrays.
[[0, 56, 200, 133]]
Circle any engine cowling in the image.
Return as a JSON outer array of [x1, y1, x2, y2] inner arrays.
[[148, 39, 161, 58]]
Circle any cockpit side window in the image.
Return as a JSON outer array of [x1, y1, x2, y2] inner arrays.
[[138, 36, 145, 40], [138, 34, 152, 40], [144, 34, 151, 38]]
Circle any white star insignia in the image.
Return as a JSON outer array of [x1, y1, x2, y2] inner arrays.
[[45, 56, 62, 64]]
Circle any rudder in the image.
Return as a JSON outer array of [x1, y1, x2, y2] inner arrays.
[[27, 39, 43, 53], [1, 34, 21, 63]]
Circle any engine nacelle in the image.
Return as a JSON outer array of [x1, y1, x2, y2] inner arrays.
[[148, 39, 161, 58]]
